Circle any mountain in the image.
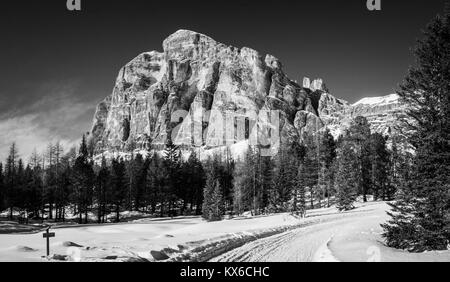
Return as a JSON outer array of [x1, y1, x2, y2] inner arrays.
[[320, 93, 408, 139], [89, 29, 406, 159], [349, 94, 407, 135]]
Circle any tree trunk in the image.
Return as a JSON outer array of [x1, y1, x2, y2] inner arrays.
[[116, 205, 120, 222], [49, 203, 53, 219], [98, 207, 102, 224], [327, 189, 330, 208], [151, 201, 156, 214], [102, 204, 106, 223]]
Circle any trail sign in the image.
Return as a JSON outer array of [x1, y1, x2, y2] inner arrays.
[[43, 228, 55, 257], [43, 232, 55, 238]]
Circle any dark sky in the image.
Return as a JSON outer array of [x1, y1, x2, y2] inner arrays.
[[0, 0, 446, 160]]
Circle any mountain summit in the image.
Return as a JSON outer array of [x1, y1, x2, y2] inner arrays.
[[90, 30, 405, 158]]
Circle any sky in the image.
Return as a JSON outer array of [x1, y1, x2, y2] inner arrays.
[[0, 0, 446, 161]]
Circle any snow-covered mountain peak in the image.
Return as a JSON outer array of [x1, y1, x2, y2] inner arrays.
[[352, 94, 400, 107]]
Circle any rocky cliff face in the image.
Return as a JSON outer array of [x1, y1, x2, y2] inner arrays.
[[90, 30, 406, 158], [317, 93, 408, 139]]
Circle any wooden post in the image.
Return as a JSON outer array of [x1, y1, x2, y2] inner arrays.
[[43, 227, 55, 257]]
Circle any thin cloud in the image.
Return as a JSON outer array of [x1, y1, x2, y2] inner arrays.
[[0, 81, 97, 163]]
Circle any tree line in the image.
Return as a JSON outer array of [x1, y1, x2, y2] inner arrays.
[[0, 138, 206, 224], [0, 116, 407, 224], [226, 118, 411, 219]]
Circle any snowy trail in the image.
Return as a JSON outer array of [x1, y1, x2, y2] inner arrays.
[[210, 215, 359, 262], [210, 202, 395, 262], [211, 201, 450, 262]]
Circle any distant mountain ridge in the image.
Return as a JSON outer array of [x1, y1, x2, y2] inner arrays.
[[319, 93, 407, 138], [352, 94, 400, 107]]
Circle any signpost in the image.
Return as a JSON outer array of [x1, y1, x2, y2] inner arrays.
[[43, 227, 55, 257]]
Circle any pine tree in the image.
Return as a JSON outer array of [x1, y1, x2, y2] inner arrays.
[[111, 158, 127, 222], [202, 160, 224, 221], [5, 143, 19, 219], [260, 156, 274, 213], [16, 159, 26, 221], [210, 180, 224, 221], [182, 151, 206, 215], [292, 163, 307, 218], [370, 133, 390, 201], [319, 129, 337, 207], [270, 144, 297, 212], [72, 135, 95, 224], [388, 136, 412, 201], [146, 154, 163, 215], [22, 164, 37, 223], [32, 165, 44, 219], [348, 116, 372, 202], [24, 158, 44, 219], [301, 136, 319, 210], [202, 159, 216, 220], [96, 156, 110, 223], [178, 160, 191, 215], [43, 142, 57, 220], [232, 161, 246, 215], [233, 147, 262, 215], [382, 9, 450, 251], [128, 153, 145, 211], [218, 148, 235, 213], [249, 148, 262, 215], [0, 163, 4, 212], [163, 139, 181, 217], [335, 141, 359, 211], [79, 134, 89, 157], [58, 164, 71, 222], [233, 148, 250, 214], [52, 142, 65, 221], [58, 152, 75, 222], [29, 149, 42, 170]]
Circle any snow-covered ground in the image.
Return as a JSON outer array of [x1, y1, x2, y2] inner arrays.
[[0, 201, 449, 262], [212, 202, 450, 262], [0, 212, 300, 262]]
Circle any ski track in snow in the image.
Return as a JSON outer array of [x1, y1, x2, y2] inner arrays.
[[210, 216, 354, 262], [210, 201, 450, 262]]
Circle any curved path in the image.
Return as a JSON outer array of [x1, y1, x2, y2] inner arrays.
[[210, 202, 388, 262]]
